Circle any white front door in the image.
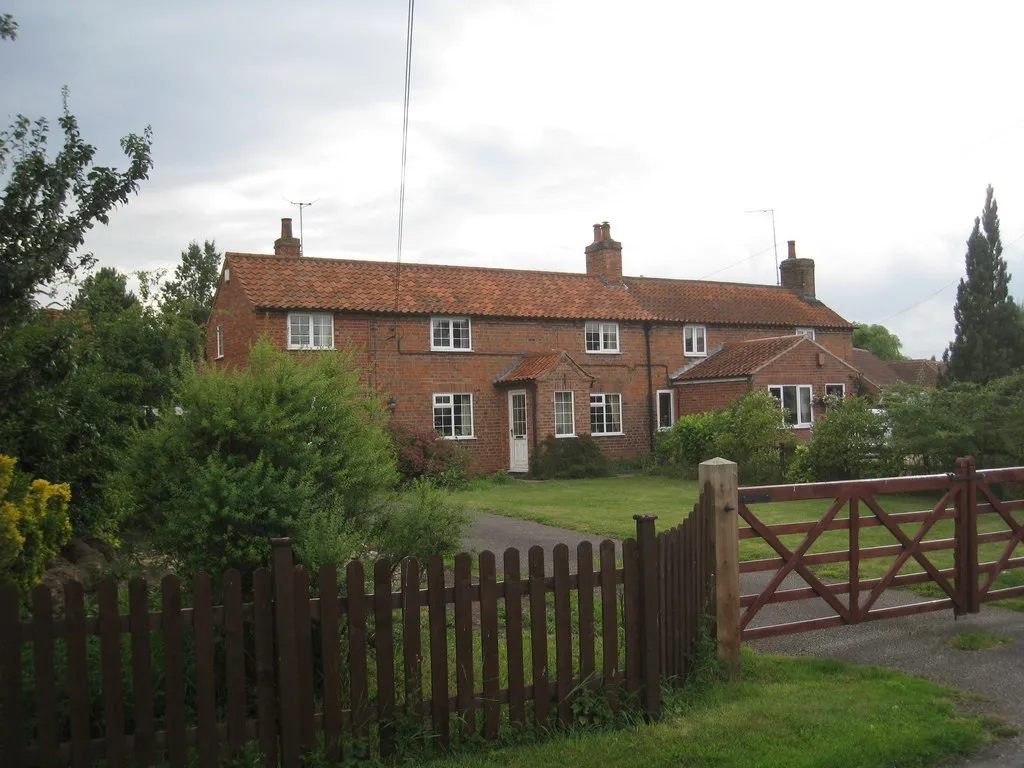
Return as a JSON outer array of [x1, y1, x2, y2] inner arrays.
[[508, 390, 529, 472]]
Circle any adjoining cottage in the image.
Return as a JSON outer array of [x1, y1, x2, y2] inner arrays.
[[208, 219, 859, 472]]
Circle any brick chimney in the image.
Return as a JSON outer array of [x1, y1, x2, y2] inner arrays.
[[274, 218, 301, 258], [779, 240, 815, 299], [584, 221, 623, 284]]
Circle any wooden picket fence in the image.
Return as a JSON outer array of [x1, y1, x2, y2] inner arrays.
[[0, 502, 718, 768]]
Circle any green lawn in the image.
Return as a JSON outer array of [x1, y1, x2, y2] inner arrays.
[[420, 650, 993, 768], [457, 476, 1024, 610]]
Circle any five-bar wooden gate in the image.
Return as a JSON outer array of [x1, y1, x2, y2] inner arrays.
[[737, 457, 1024, 640]]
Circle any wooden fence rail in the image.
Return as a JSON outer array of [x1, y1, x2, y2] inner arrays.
[[0, 503, 718, 768]]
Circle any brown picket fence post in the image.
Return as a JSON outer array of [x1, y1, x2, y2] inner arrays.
[[633, 514, 660, 719], [271, 538, 301, 768]]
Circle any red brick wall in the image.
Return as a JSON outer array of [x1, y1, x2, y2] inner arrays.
[[207, 275, 855, 472]]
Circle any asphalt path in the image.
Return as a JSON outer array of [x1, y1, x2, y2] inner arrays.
[[464, 511, 1024, 767]]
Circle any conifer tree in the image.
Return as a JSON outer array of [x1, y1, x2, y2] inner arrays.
[[944, 185, 1024, 383]]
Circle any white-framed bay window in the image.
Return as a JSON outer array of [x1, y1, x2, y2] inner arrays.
[[768, 384, 813, 428], [590, 393, 623, 435], [656, 389, 674, 431], [433, 393, 474, 439], [684, 325, 707, 356], [554, 391, 575, 437], [287, 312, 334, 350], [431, 316, 472, 351], [585, 321, 619, 353]]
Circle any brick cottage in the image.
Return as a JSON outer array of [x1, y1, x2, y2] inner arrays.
[[207, 220, 865, 473]]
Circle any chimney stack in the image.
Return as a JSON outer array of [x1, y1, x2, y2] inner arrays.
[[584, 221, 623, 284], [274, 217, 301, 258], [779, 239, 816, 299]]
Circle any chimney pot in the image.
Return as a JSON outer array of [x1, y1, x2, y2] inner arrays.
[[584, 221, 623, 284], [274, 217, 301, 258], [787, 240, 796, 259]]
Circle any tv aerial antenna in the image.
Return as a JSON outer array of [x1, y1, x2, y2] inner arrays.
[[745, 208, 779, 285], [284, 198, 319, 256]]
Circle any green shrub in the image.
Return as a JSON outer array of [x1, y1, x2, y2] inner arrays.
[[791, 396, 899, 481], [530, 434, 611, 479], [110, 338, 398, 577], [372, 478, 468, 567], [0, 455, 72, 591], [653, 391, 791, 484], [387, 421, 472, 489]]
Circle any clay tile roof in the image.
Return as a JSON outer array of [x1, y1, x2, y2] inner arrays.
[[494, 353, 562, 384], [227, 254, 653, 321], [673, 335, 806, 381], [850, 348, 903, 389], [625, 276, 852, 329], [888, 359, 944, 388]]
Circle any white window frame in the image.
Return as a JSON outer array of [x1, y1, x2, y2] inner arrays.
[[433, 393, 474, 439], [795, 327, 816, 340], [215, 324, 224, 359], [554, 391, 575, 437], [585, 321, 620, 354], [656, 389, 674, 431], [590, 393, 623, 436], [430, 316, 472, 352], [683, 325, 707, 357], [825, 383, 845, 399], [768, 384, 813, 428], [287, 312, 334, 350]]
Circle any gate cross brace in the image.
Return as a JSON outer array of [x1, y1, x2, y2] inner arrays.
[[738, 494, 852, 630], [859, 491, 962, 613], [976, 483, 1024, 596]]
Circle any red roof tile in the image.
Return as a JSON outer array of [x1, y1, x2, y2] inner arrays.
[[850, 348, 903, 388], [494, 351, 594, 384], [626, 276, 852, 329], [672, 336, 806, 380], [887, 359, 944, 388], [225, 252, 853, 328], [495, 353, 562, 383], [228, 254, 652, 321]]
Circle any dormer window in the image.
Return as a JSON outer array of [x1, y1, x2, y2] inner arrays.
[[585, 321, 619, 353], [684, 325, 707, 356], [795, 327, 816, 340], [431, 317, 472, 351]]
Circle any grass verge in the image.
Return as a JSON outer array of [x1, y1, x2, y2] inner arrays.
[[420, 650, 992, 768], [949, 631, 1014, 650]]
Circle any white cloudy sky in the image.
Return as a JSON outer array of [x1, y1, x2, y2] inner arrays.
[[5, 1, 1024, 358]]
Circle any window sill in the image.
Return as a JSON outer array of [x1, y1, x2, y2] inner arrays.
[[684, 352, 708, 358], [430, 347, 473, 353], [555, 433, 577, 438], [585, 349, 621, 355], [286, 346, 336, 351], [215, 354, 225, 360], [592, 432, 624, 437], [439, 435, 476, 441]]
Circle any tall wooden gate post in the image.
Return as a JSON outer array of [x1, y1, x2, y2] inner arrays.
[[699, 458, 740, 674], [633, 514, 661, 719], [954, 456, 981, 614], [271, 538, 301, 768]]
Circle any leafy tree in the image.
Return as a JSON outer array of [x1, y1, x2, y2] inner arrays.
[[944, 186, 1024, 383], [852, 323, 906, 360], [0, 13, 17, 40], [71, 266, 138, 318], [160, 240, 221, 327], [109, 338, 400, 577], [0, 90, 152, 332], [786, 396, 897, 481]]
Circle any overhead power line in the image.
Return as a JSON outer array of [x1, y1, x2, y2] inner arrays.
[[394, 0, 416, 312], [698, 244, 776, 281]]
